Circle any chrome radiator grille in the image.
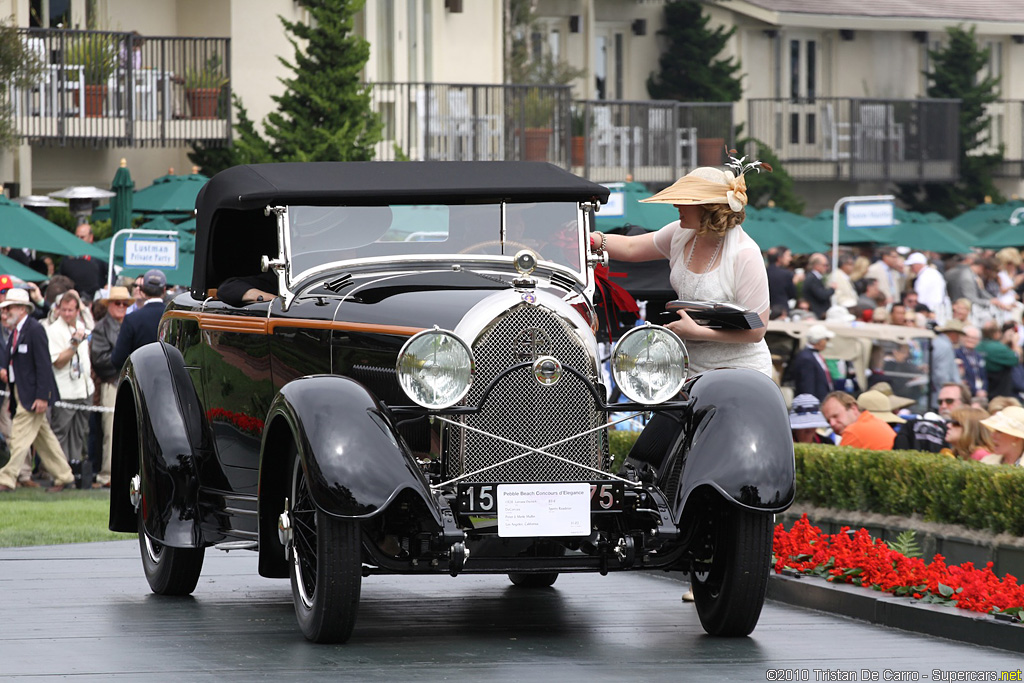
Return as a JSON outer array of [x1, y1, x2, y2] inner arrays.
[[447, 303, 606, 483]]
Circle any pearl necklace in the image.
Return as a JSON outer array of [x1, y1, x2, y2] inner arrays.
[[684, 233, 724, 296]]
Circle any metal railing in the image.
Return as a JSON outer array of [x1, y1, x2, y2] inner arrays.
[[12, 28, 231, 147], [746, 97, 961, 182], [981, 100, 1024, 178], [368, 83, 733, 184]]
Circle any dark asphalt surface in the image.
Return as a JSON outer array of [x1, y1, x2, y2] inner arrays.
[[1, 540, 1021, 681]]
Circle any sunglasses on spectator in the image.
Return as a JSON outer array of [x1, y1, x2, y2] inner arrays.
[[947, 420, 961, 428], [938, 398, 959, 405], [109, 301, 129, 307]]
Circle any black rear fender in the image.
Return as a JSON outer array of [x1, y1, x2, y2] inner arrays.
[[108, 342, 205, 547]]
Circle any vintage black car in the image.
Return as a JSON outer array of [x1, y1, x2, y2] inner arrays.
[[108, 161, 794, 643]]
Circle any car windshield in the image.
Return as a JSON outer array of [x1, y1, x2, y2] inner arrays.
[[285, 202, 583, 284]]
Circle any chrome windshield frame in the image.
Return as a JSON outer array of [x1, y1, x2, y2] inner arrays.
[[272, 201, 597, 309]]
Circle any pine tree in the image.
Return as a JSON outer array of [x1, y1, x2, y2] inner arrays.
[[189, 0, 381, 173], [736, 139, 805, 214], [646, 1, 743, 102], [896, 25, 1003, 217]]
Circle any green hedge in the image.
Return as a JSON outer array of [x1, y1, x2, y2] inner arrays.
[[607, 431, 1024, 535]]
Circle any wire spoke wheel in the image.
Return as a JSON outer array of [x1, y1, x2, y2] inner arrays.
[[288, 449, 362, 643], [690, 504, 772, 637]]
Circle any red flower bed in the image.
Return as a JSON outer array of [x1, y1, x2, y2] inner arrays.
[[774, 515, 1024, 620], [206, 408, 264, 437]]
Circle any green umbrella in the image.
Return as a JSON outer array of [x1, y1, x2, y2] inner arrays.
[[806, 210, 900, 247], [110, 159, 135, 235], [0, 254, 47, 282], [118, 255, 194, 288], [741, 206, 823, 254], [882, 209, 974, 254], [952, 199, 1024, 232], [133, 172, 209, 215], [0, 196, 109, 258], [974, 223, 1024, 249], [594, 181, 679, 233]]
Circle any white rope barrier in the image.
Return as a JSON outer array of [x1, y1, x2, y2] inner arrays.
[[0, 388, 115, 413]]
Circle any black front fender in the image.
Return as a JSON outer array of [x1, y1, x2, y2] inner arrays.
[[263, 375, 437, 520], [632, 368, 794, 520], [109, 342, 205, 547]]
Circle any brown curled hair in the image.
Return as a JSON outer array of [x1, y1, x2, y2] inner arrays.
[[697, 204, 746, 237]]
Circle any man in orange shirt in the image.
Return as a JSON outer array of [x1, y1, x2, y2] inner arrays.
[[821, 390, 896, 450]]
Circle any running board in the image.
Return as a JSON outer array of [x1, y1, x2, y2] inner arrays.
[[214, 540, 258, 552]]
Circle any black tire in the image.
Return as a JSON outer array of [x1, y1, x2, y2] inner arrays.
[[289, 453, 362, 644], [138, 514, 205, 596], [508, 572, 559, 588], [508, 542, 564, 588], [690, 504, 772, 637]]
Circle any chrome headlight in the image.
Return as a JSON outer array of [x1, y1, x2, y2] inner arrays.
[[612, 324, 687, 404], [397, 329, 474, 409]]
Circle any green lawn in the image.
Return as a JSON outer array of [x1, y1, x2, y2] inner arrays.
[[0, 488, 134, 547]]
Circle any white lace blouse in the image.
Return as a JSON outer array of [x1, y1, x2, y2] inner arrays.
[[653, 221, 772, 376]]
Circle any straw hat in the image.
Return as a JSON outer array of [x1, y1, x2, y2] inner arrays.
[[936, 319, 965, 334], [640, 167, 748, 212], [981, 406, 1024, 440], [0, 288, 35, 309], [101, 286, 134, 304], [789, 393, 830, 430], [857, 389, 906, 424], [870, 381, 916, 411]]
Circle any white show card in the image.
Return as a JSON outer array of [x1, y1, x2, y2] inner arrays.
[[497, 483, 591, 538]]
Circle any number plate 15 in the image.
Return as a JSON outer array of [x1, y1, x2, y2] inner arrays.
[[457, 482, 624, 515]]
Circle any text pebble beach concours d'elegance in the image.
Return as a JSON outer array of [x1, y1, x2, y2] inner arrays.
[[765, 669, 1023, 681]]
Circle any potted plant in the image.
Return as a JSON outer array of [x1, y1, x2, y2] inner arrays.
[[184, 55, 229, 119], [521, 87, 555, 161], [64, 34, 118, 117]]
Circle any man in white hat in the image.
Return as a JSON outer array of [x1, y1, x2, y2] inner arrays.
[[905, 252, 948, 317], [0, 289, 75, 492], [783, 323, 835, 402]]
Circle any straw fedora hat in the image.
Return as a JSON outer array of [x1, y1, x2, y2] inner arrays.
[[101, 286, 134, 304], [0, 287, 35, 309], [936, 319, 965, 334], [857, 389, 906, 424], [870, 381, 916, 411], [981, 406, 1024, 441]]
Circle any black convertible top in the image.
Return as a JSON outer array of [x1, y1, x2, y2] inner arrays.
[[191, 162, 608, 297], [197, 161, 609, 212]]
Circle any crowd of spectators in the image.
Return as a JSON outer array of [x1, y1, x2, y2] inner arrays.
[[0, 222, 169, 491], [773, 242, 1024, 467]]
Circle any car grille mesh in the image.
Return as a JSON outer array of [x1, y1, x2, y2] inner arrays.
[[448, 303, 606, 483]]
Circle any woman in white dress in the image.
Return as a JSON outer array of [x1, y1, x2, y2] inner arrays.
[[590, 164, 772, 377]]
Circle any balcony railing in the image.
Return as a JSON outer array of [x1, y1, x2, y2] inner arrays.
[[981, 100, 1024, 178], [12, 28, 231, 147], [746, 97, 961, 182], [368, 83, 733, 184]]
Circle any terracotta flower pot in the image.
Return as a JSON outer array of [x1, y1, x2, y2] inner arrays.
[[186, 87, 221, 119], [83, 84, 107, 118], [524, 128, 552, 162], [697, 137, 726, 166], [571, 136, 586, 165]]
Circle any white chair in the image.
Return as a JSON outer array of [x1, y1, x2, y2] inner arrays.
[[821, 103, 851, 160], [14, 37, 51, 117], [647, 108, 697, 169], [855, 104, 905, 161], [590, 105, 629, 166]]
